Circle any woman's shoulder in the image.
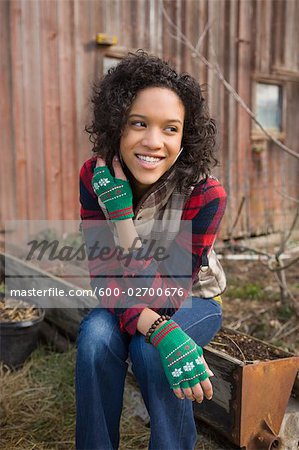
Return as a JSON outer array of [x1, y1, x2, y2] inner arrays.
[[79, 156, 98, 200], [182, 175, 227, 218], [190, 175, 226, 198], [80, 156, 97, 180]]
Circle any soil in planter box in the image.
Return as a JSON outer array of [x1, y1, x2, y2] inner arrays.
[[209, 329, 291, 363], [0, 299, 41, 322]]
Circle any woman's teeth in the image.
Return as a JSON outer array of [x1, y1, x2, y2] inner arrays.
[[137, 155, 163, 163]]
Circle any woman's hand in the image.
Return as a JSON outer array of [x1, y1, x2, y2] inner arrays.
[[172, 355, 214, 402], [92, 156, 134, 221], [95, 155, 126, 179], [150, 319, 214, 403]]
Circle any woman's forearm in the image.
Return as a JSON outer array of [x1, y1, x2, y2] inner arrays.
[[136, 307, 167, 335], [114, 218, 142, 252], [115, 220, 167, 336]]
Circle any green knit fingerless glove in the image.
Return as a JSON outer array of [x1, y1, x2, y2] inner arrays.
[[150, 319, 209, 390], [92, 166, 134, 221]]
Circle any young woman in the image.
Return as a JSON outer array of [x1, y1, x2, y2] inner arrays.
[[76, 50, 227, 450]]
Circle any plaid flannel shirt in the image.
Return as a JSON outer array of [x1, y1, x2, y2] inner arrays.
[[80, 157, 227, 335]]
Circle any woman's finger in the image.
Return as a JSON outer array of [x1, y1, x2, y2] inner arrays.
[[190, 382, 204, 403], [96, 156, 106, 168], [112, 155, 127, 181], [200, 377, 213, 400], [182, 387, 195, 401], [173, 387, 185, 400], [202, 355, 214, 377]]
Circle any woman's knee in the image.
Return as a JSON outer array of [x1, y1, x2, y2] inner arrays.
[[77, 309, 128, 366], [174, 298, 222, 347]]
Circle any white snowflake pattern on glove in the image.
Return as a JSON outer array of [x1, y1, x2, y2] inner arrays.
[[195, 356, 203, 365], [183, 361, 195, 372], [171, 368, 183, 377], [97, 178, 110, 187]]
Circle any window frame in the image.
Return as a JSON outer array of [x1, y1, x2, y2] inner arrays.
[[251, 76, 286, 142], [96, 46, 146, 77]]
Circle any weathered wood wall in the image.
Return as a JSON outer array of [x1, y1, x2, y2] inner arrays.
[[1, 0, 298, 237]]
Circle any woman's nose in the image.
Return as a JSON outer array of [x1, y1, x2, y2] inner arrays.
[[141, 128, 163, 149]]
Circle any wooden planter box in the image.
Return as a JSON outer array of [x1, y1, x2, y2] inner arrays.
[[194, 328, 299, 450], [0, 250, 94, 341]]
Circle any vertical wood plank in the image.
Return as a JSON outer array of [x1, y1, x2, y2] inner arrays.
[[206, 0, 220, 127], [224, 0, 238, 234], [180, 0, 188, 72], [9, 0, 28, 221], [175, 0, 183, 72], [236, 0, 252, 235], [253, 0, 260, 73], [259, 0, 272, 73], [130, 0, 139, 49], [0, 0, 16, 227], [137, 0, 148, 50], [284, 0, 297, 71], [198, 0, 208, 86], [186, 0, 199, 77], [120, 0, 133, 48], [91, 0, 105, 88], [74, 0, 94, 168], [22, 0, 46, 220], [57, 0, 78, 220], [161, 0, 177, 64], [155, 0, 163, 56], [271, 0, 285, 69], [143, 0, 151, 50], [40, 0, 62, 220]]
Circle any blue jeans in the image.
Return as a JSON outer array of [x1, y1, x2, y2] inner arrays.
[[75, 297, 222, 450]]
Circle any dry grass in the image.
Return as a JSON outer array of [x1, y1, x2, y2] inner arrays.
[[0, 345, 76, 450], [0, 344, 228, 450]]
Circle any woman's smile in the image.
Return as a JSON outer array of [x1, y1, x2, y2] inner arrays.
[[120, 87, 185, 197], [135, 153, 166, 169]]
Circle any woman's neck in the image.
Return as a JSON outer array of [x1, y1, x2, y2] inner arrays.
[[132, 184, 148, 208]]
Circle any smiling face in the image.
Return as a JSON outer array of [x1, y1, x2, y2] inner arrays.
[[119, 87, 185, 199]]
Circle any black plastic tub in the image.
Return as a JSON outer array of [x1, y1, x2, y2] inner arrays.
[[0, 305, 45, 368]]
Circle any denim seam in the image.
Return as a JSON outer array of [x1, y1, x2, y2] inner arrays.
[[101, 321, 125, 368], [183, 312, 222, 332]]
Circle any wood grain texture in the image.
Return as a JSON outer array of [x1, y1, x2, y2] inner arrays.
[[10, 1, 28, 221], [0, 0, 16, 226], [57, 0, 78, 220], [0, 0, 298, 238], [22, 0, 46, 220]]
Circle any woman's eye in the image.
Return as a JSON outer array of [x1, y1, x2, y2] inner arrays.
[[165, 126, 178, 133], [131, 121, 146, 128]]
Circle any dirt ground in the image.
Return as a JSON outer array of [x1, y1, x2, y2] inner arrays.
[[219, 258, 299, 355]]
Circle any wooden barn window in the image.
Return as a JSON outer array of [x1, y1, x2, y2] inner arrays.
[[96, 46, 144, 77], [255, 82, 282, 131], [103, 56, 121, 74]]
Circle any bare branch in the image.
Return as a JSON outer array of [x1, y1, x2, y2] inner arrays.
[[273, 323, 299, 340], [227, 196, 246, 239], [273, 270, 297, 305], [276, 206, 299, 258], [160, 1, 299, 160], [195, 21, 212, 53], [270, 255, 299, 272], [276, 190, 299, 205], [223, 242, 272, 258]]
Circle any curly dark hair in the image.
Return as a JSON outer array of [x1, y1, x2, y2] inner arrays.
[[86, 50, 218, 193]]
